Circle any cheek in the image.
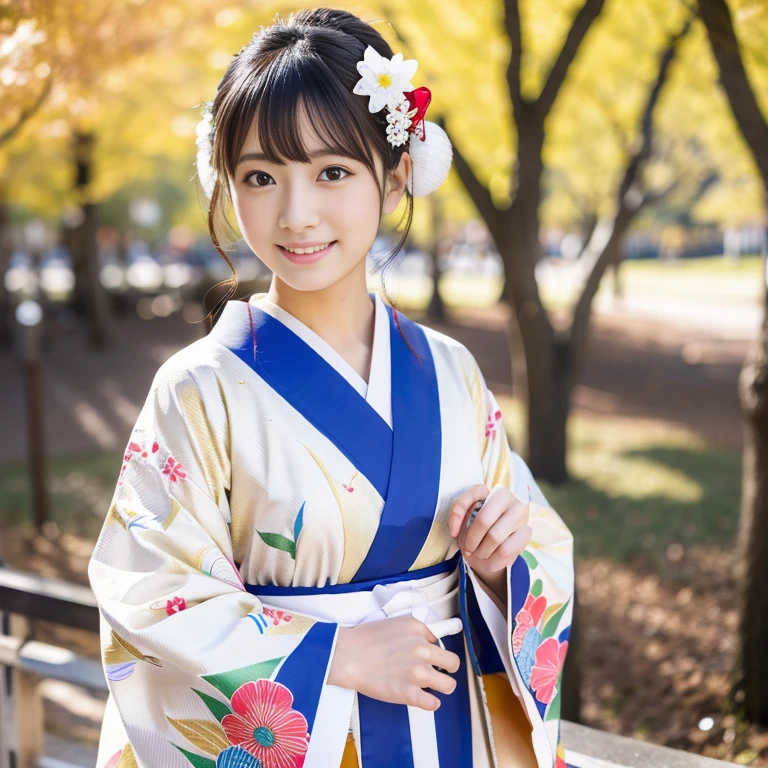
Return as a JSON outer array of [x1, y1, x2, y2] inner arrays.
[[231, 193, 269, 248], [339, 181, 381, 232]]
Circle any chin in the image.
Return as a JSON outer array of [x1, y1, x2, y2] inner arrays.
[[271, 266, 351, 294]]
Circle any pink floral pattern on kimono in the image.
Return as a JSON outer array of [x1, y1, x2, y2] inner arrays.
[[103, 750, 122, 768], [484, 399, 502, 439], [512, 591, 547, 655], [166, 596, 187, 615], [263, 607, 293, 626], [163, 456, 187, 483], [530, 637, 569, 704], [221, 679, 310, 767]]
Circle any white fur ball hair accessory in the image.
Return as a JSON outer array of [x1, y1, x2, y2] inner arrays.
[[406, 119, 453, 197], [195, 102, 215, 200]]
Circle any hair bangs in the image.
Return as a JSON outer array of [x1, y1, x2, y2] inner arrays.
[[220, 49, 381, 192]]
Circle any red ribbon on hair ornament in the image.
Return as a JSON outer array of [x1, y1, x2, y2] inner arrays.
[[403, 86, 432, 141]]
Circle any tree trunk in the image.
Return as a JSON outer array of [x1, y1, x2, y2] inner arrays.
[[699, 0, 768, 724], [69, 130, 113, 347], [0, 189, 14, 346], [732, 318, 768, 724], [525, 332, 572, 483], [501, 119, 571, 481], [426, 191, 446, 321]]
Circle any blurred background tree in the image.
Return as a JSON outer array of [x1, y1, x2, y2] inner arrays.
[[699, 0, 768, 728]]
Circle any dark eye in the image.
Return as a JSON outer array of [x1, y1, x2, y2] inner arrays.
[[244, 171, 274, 187], [320, 166, 350, 182]]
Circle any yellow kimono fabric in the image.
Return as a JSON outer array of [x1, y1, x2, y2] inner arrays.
[[88, 291, 575, 768]]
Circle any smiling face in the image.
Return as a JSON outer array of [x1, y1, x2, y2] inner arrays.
[[227, 102, 411, 295]]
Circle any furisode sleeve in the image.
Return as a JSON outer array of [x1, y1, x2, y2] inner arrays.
[[88, 357, 340, 768], [459, 346, 575, 767]]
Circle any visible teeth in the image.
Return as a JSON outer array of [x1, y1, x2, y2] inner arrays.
[[283, 243, 331, 254]]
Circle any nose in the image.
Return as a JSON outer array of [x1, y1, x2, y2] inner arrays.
[[277, 175, 321, 233]]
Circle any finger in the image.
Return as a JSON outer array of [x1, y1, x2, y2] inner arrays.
[[429, 646, 461, 674], [410, 687, 441, 711], [415, 619, 439, 645], [411, 660, 457, 694], [463, 485, 513, 555], [426, 618, 463, 640], [471, 503, 529, 561], [423, 667, 458, 695], [448, 484, 489, 538], [477, 525, 533, 571]]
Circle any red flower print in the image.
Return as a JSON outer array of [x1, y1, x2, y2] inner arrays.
[[512, 593, 547, 654], [163, 456, 187, 483], [529, 637, 568, 704], [263, 607, 293, 626], [222, 679, 309, 767], [484, 400, 502, 439], [166, 596, 187, 615], [555, 743, 567, 768]]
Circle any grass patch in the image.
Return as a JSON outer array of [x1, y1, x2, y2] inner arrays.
[[497, 396, 742, 575], [0, 451, 122, 538]]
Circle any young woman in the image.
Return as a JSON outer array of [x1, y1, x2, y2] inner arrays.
[[88, 8, 575, 768]]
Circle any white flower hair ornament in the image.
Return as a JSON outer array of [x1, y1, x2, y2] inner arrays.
[[352, 45, 453, 198], [194, 46, 453, 200]]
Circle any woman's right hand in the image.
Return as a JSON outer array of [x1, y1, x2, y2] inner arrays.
[[326, 616, 462, 711]]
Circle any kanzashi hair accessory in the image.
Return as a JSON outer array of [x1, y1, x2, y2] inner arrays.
[[353, 45, 453, 198]]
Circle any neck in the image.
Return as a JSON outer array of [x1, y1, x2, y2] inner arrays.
[[264, 264, 375, 353]]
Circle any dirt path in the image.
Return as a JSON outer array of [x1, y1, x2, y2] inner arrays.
[[0, 299, 748, 463]]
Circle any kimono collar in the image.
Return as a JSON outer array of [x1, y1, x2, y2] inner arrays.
[[248, 291, 392, 428]]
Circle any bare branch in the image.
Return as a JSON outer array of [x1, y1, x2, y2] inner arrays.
[[699, 0, 768, 190], [569, 13, 693, 375], [535, 0, 607, 119], [503, 0, 525, 116], [0, 77, 53, 148], [439, 116, 503, 239]]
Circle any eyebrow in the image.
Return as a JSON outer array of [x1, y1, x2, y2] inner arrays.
[[236, 150, 341, 166]]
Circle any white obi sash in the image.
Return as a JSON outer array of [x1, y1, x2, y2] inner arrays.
[[247, 556, 472, 768]]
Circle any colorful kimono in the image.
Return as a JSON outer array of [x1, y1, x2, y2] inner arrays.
[[88, 291, 575, 768]]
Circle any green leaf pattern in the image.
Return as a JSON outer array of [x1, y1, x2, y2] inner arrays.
[[256, 501, 305, 560]]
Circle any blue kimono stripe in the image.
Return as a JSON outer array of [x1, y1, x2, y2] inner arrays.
[[272, 621, 337, 735], [431, 630, 473, 767], [457, 561, 482, 678], [209, 301, 393, 499], [510, 552, 530, 619], [357, 694, 414, 768], [245, 551, 460, 597], [463, 569, 505, 675], [352, 307, 442, 582]]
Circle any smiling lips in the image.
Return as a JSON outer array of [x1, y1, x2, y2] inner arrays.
[[278, 241, 337, 264]]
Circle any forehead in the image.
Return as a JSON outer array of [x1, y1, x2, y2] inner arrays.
[[241, 103, 324, 153]]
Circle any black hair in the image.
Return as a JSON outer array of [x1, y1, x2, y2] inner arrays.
[[203, 8, 415, 322]]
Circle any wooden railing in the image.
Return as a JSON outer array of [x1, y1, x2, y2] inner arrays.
[[0, 566, 735, 768]]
